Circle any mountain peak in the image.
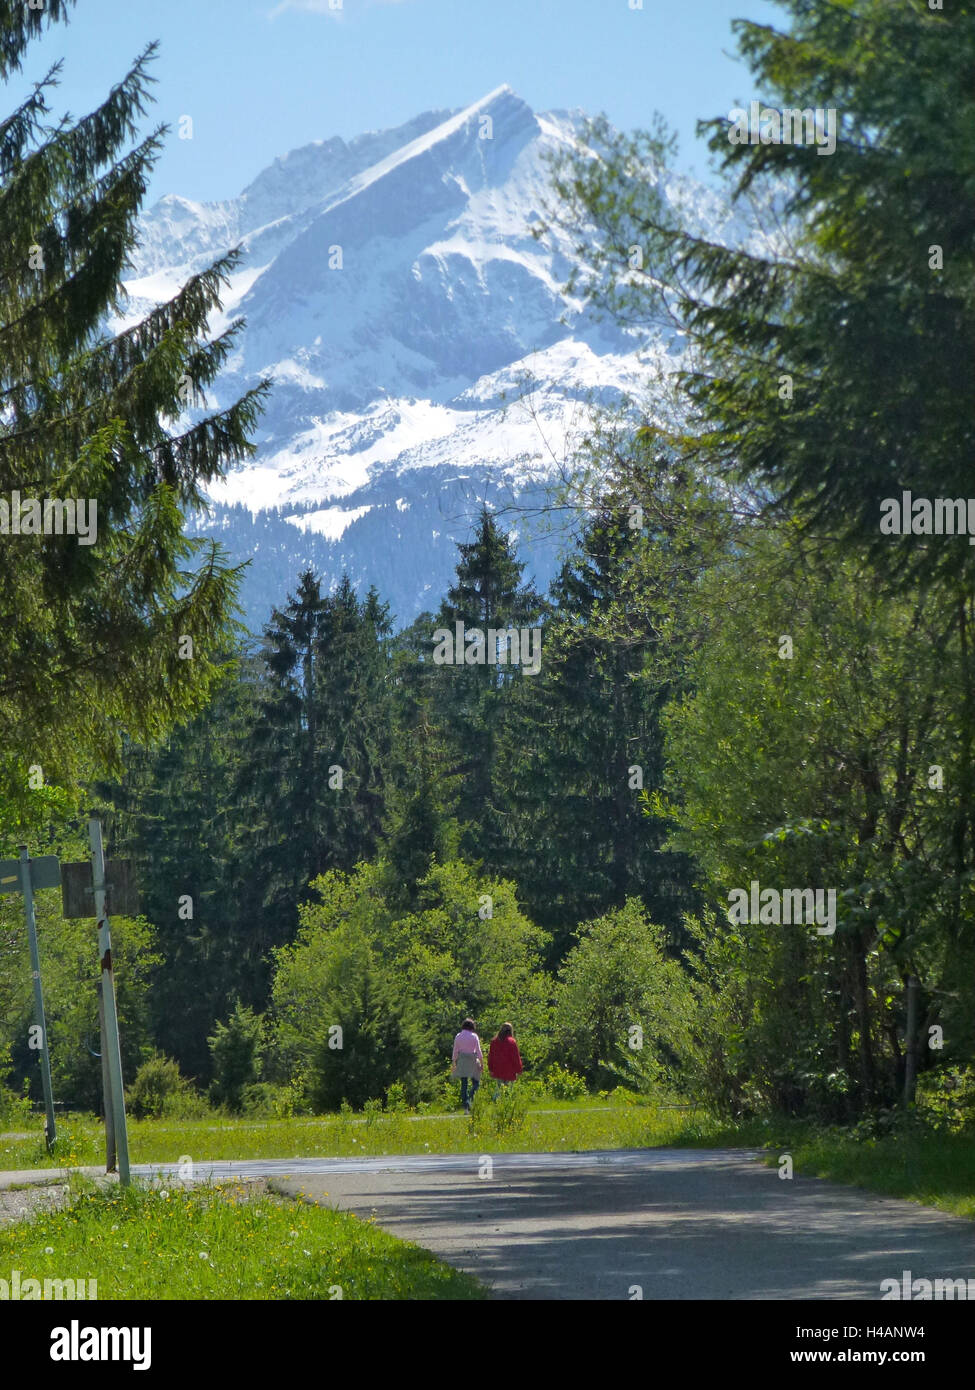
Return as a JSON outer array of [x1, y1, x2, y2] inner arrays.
[[123, 93, 693, 626]]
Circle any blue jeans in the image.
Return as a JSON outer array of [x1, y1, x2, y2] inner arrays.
[[460, 1076, 479, 1109]]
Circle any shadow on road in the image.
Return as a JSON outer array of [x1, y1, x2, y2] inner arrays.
[[278, 1153, 975, 1300]]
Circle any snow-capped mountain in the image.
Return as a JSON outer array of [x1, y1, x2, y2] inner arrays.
[[123, 86, 714, 630]]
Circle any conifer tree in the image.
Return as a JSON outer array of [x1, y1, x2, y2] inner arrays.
[[0, 3, 268, 805], [432, 506, 543, 864], [237, 572, 392, 948], [498, 503, 698, 958]]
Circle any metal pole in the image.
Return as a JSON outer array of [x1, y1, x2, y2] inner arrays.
[[19, 846, 57, 1152], [88, 817, 130, 1185], [97, 982, 116, 1174], [904, 974, 920, 1108]]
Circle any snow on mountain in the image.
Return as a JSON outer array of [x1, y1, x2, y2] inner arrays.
[[123, 86, 698, 629]]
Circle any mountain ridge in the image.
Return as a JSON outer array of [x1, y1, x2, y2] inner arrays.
[[122, 88, 690, 629]]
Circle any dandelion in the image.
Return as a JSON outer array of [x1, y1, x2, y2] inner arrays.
[[159, 1190, 169, 1200], [44, 1246, 53, 1254], [198, 1251, 209, 1260]]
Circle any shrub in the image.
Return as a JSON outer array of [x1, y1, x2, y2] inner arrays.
[[543, 1064, 587, 1101], [916, 1065, 975, 1134], [385, 1081, 409, 1113], [0, 1083, 30, 1128], [0, 1043, 31, 1127], [241, 1083, 300, 1119], [127, 1054, 203, 1119], [208, 1003, 266, 1113]]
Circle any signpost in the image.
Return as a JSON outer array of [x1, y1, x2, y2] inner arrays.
[[0, 851, 61, 1151], [3, 831, 136, 1178], [87, 817, 130, 1186]]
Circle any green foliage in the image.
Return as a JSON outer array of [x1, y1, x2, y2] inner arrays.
[[270, 859, 549, 1107], [541, 1065, 587, 1101], [0, 900, 159, 1113], [553, 899, 695, 1089], [0, 11, 267, 800], [384, 1081, 409, 1114], [496, 497, 700, 957], [916, 1066, 975, 1136], [0, 1043, 30, 1127], [208, 1003, 267, 1113], [127, 1054, 202, 1120]]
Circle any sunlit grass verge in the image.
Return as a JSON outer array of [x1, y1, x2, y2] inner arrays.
[[672, 1115, 975, 1221], [0, 1179, 485, 1300], [3, 1095, 702, 1169]]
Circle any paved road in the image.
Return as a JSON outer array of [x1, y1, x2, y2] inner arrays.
[[138, 1148, 975, 1300]]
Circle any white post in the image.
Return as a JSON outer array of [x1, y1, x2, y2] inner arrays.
[[89, 816, 130, 1185]]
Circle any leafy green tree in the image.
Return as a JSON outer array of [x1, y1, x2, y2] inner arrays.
[[657, 527, 973, 1115], [2, 901, 159, 1112], [270, 858, 550, 1105], [553, 899, 694, 1088], [306, 932, 423, 1112]]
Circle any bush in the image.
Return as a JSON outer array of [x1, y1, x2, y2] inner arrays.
[[385, 1081, 409, 1113], [0, 1043, 31, 1127], [0, 1083, 31, 1128], [543, 1064, 587, 1101], [241, 1083, 301, 1119], [208, 1003, 266, 1113], [127, 1054, 203, 1119], [916, 1065, 975, 1134]]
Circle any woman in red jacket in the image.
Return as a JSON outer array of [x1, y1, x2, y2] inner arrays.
[[487, 1022, 523, 1097]]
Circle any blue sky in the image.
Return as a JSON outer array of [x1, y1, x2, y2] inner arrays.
[[18, 0, 783, 205]]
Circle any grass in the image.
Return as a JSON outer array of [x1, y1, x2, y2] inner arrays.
[[736, 1118, 975, 1221], [2, 1093, 702, 1170], [0, 1178, 485, 1300]]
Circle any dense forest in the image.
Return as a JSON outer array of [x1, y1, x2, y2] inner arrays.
[[2, 0, 974, 1138]]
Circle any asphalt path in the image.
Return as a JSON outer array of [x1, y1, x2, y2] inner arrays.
[[136, 1148, 975, 1300]]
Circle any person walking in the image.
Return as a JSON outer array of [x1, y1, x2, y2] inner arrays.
[[487, 1022, 523, 1098], [451, 1018, 483, 1113]]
